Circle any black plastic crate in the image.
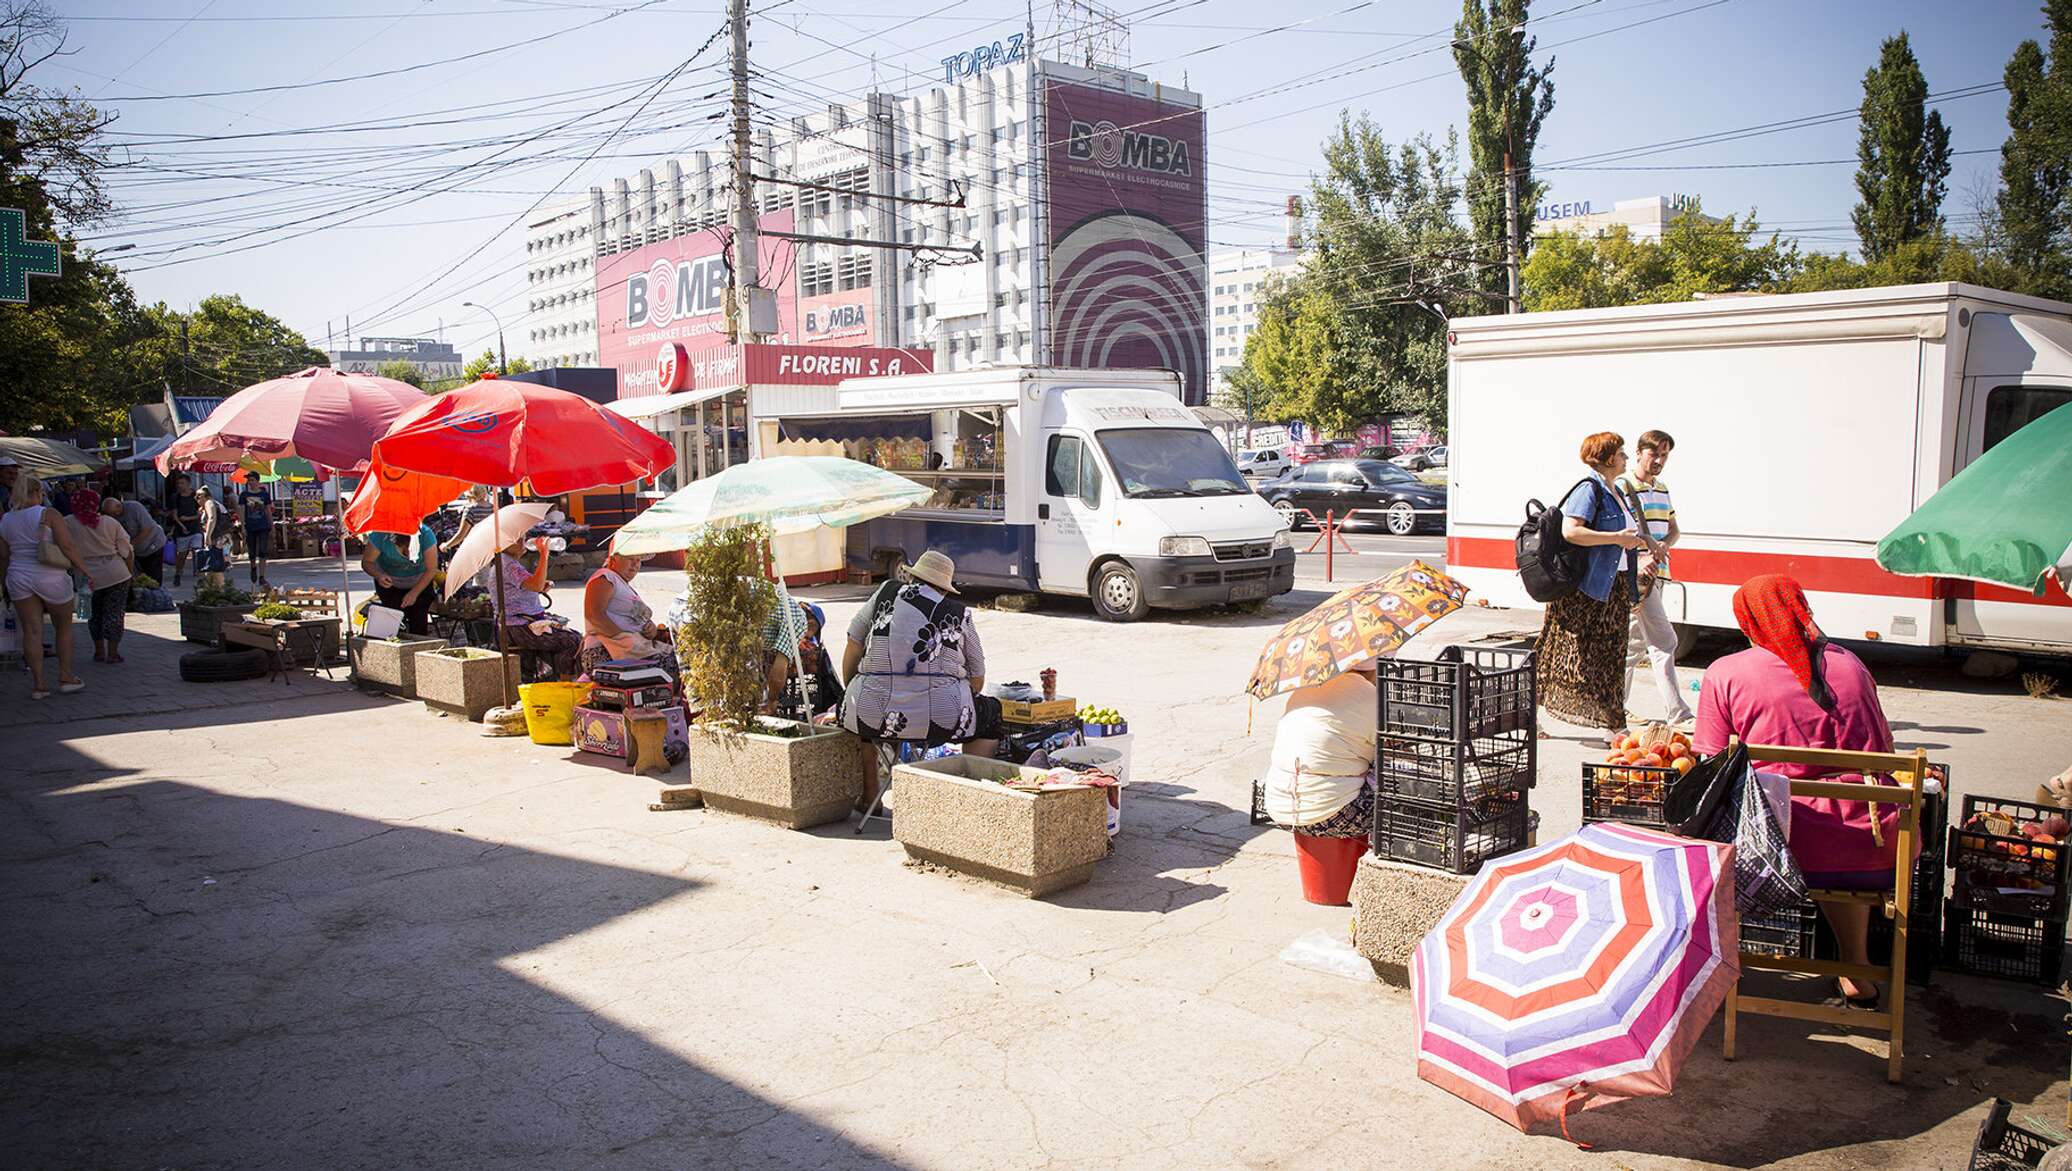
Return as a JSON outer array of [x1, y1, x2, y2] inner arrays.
[[1742, 901, 1821, 959], [1372, 791, 1531, 875], [1581, 762, 1682, 828], [1377, 647, 1536, 743], [1949, 795, 2070, 918], [1942, 899, 2067, 985], [1969, 1098, 2060, 1171], [1378, 733, 1534, 806], [1865, 850, 1944, 986]]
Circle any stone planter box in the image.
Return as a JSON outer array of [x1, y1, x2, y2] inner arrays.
[[415, 647, 521, 722], [687, 719, 864, 829], [1350, 854, 1470, 986], [350, 636, 448, 698], [178, 601, 258, 644], [891, 756, 1109, 897]]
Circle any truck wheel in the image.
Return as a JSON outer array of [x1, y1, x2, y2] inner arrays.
[[1091, 561, 1149, 623], [1672, 622, 1703, 662], [1385, 501, 1417, 535]]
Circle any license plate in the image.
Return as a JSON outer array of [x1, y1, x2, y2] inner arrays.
[[1230, 581, 1271, 600]]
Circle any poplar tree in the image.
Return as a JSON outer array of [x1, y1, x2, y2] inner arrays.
[[1851, 32, 1953, 261]]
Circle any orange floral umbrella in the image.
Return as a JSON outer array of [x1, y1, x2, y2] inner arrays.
[[1245, 560, 1469, 699]]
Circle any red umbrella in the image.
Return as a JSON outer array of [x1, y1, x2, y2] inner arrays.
[[344, 378, 673, 535], [159, 367, 425, 473]]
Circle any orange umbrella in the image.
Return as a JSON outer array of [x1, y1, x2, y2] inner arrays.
[[1245, 560, 1469, 699]]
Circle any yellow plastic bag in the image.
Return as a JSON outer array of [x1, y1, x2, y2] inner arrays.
[[519, 681, 590, 745]]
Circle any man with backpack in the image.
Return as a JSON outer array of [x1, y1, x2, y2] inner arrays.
[[1616, 430, 1692, 727]]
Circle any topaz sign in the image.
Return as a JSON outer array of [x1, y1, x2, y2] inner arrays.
[[940, 33, 1025, 83]]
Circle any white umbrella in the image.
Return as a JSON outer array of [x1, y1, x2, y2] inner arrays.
[[443, 502, 553, 601]]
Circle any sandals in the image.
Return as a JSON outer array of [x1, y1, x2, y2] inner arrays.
[[1835, 979, 1881, 1008], [57, 679, 85, 694], [30, 688, 49, 701]]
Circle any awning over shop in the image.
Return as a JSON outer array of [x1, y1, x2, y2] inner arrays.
[[602, 385, 735, 421], [117, 434, 175, 469]]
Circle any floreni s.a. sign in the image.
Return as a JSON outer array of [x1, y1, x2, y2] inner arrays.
[[940, 33, 1026, 83]]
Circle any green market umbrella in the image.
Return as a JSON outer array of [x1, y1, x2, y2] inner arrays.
[[1876, 402, 2072, 593], [612, 456, 930, 555]]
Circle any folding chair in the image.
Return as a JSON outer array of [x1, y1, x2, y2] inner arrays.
[[855, 740, 907, 834], [1722, 743, 1927, 1084]]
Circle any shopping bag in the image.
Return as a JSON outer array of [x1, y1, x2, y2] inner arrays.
[[1663, 741, 1746, 837], [519, 681, 590, 746], [1704, 751, 1807, 916], [0, 606, 18, 656]]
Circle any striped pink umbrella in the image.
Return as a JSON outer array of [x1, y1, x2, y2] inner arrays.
[[160, 367, 425, 475]]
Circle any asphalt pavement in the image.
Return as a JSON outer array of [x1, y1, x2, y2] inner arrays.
[[1291, 530, 1446, 590]]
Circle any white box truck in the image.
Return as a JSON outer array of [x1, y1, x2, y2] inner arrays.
[[1446, 283, 2072, 655], [819, 366, 1296, 620]]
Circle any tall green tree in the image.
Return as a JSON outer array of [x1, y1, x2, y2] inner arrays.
[[1452, 0, 1556, 304], [1994, 1, 2072, 298], [0, 1, 116, 226], [460, 348, 533, 383], [373, 359, 426, 388], [1523, 212, 1801, 311], [129, 295, 331, 399], [1852, 32, 1953, 261]]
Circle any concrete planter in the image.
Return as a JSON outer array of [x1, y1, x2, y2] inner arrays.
[[891, 756, 1109, 897], [415, 647, 521, 722], [350, 636, 448, 698], [687, 719, 864, 829], [178, 601, 257, 644], [1350, 854, 1470, 986]]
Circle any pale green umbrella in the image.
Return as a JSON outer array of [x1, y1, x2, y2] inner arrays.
[[612, 456, 931, 554], [0, 436, 101, 476], [1876, 402, 2072, 593]]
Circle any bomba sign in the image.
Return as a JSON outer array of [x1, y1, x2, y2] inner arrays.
[[624, 254, 730, 329], [594, 209, 797, 396], [1066, 119, 1192, 176]]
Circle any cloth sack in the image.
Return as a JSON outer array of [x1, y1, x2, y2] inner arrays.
[[1704, 751, 1808, 916]]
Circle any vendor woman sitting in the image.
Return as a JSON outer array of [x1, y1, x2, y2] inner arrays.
[[496, 534, 581, 680], [580, 545, 676, 681], [1263, 664, 1378, 838]]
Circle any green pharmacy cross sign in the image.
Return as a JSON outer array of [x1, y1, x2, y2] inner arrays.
[[1, 208, 62, 304]]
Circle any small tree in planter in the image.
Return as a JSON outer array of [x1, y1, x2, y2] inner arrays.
[[677, 523, 862, 827]]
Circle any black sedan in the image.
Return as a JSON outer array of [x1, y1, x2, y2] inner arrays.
[[1258, 458, 1447, 535]]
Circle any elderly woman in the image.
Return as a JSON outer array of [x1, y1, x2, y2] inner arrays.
[[496, 535, 581, 680], [64, 489, 135, 664], [581, 546, 676, 680], [838, 551, 1004, 811], [1536, 431, 1648, 740], [1263, 664, 1379, 838], [1693, 574, 1911, 1007], [1, 476, 90, 697]]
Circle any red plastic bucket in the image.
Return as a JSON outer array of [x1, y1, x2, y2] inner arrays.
[[1294, 833, 1366, 906]]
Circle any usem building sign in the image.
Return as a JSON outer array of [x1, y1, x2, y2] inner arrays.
[[595, 211, 798, 397], [1043, 79, 1208, 404]]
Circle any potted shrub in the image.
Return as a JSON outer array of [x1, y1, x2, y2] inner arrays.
[[889, 755, 1110, 897], [415, 646, 521, 722], [179, 585, 259, 644], [679, 524, 863, 827], [350, 634, 450, 698]]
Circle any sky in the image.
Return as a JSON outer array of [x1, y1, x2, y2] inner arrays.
[[47, 0, 2057, 362]]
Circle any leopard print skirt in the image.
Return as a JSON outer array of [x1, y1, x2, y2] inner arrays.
[[1535, 570, 1632, 732]]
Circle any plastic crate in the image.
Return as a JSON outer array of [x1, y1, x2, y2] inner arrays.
[[1377, 647, 1536, 743], [1865, 850, 1944, 985], [1371, 791, 1531, 875], [1378, 733, 1534, 807], [1580, 762, 1682, 828], [1942, 899, 2067, 985], [1741, 901, 1821, 959], [1969, 1098, 2060, 1171], [1949, 795, 2070, 918]]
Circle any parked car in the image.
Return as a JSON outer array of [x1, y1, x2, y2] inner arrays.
[[1234, 448, 1289, 479], [1358, 445, 1400, 461], [1292, 441, 1358, 465], [1396, 445, 1449, 471], [1258, 458, 1447, 535]]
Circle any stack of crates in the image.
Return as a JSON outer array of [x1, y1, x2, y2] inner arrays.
[[1944, 795, 2068, 985], [1370, 647, 1537, 874]]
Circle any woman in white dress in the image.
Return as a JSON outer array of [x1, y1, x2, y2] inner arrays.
[[0, 476, 90, 698]]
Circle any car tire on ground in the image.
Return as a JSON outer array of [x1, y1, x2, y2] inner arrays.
[[1091, 560, 1150, 623], [178, 646, 271, 683], [1385, 501, 1418, 536], [1270, 497, 1305, 529]]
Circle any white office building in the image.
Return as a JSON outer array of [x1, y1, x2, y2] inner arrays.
[[1208, 247, 1304, 388], [1533, 194, 1718, 244], [324, 336, 464, 383]]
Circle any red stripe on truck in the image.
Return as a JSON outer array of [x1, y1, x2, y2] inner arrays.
[[1449, 536, 1987, 601]]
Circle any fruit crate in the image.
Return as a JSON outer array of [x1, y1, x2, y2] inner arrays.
[[1968, 1098, 2061, 1171], [1742, 901, 1821, 959], [1580, 762, 1681, 829], [1949, 795, 2069, 919], [1377, 732, 1534, 807], [1941, 899, 2067, 986], [1377, 647, 1536, 744], [1371, 791, 1531, 875]]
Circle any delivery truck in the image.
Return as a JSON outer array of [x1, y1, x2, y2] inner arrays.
[[1445, 283, 2072, 655], [808, 366, 1295, 621]]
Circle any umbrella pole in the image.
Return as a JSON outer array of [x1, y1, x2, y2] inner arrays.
[[333, 483, 356, 682], [492, 505, 513, 709]]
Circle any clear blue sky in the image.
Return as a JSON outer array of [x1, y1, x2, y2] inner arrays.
[[51, 0, 2054, 360]]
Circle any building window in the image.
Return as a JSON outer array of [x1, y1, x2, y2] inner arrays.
[[801, 262, 836, 298], [837, 254, 872, 291]]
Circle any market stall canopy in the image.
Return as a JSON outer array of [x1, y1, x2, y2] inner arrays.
[[1875, 401, 2072, 594], [441, 503, 554, 601], [1411, 822, 1737, 1135], [1245, 560, 1467, 699], [117, 434, 174, 470], [160, 367, 424, 475], [345, 377, 673, 535], [602, 386, 731, 420], [0, 436, 103, 476], [612, 456, 931, 554]]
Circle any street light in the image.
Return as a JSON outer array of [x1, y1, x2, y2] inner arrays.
[[461, 300, 507, 375], [1452, 31, 1526, 314]]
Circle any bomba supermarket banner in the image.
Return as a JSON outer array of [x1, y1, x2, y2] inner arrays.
[[595, 211, 798, 397], [1043, 80, 1208, 404]]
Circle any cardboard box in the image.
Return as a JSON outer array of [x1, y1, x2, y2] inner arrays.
[[575, 704, 687, 760], [586, 683, 676, 711], [1000, 696, 1077, 724]]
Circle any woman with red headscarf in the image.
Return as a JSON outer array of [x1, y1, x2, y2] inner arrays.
[[64, 486, 135, 664], [1692, 574, 1910, 1005]]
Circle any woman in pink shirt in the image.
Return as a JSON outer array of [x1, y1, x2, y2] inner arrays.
[[1693, 574, 1909, 1006]]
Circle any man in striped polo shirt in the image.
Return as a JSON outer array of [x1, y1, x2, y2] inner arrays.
[[1617, 429, 1693, 726]]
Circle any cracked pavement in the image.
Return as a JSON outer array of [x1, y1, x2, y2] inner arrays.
[[1, 563, 2066, 1169]]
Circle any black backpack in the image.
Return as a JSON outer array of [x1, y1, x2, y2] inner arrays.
[[1515, 478, 1596, 602]]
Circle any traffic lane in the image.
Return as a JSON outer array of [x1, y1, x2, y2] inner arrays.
[[1291, 531, 1445, 588]]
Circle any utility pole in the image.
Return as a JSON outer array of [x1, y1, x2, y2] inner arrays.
[[1502, 144, 1520, 314], [727, 0, 762, 343], [179, 319, 190, 393]]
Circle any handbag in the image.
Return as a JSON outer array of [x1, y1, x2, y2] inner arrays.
[[39, 539, 71, 569], [1701, 748, 1808, 916], [1663, 741, 1746, 837]]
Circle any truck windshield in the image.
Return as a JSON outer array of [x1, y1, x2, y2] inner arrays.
[[1096, 428, 1251, 498]]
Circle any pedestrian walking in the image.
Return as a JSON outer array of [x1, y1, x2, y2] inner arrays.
[[64, 488, 134, 664], [1534, 431, 1646, 740], [1, 476, 89, 698], [194, 486, 233, 588], [1617, 430, 1693, 726], [236, 480, 273, 587], [166, 474, 202, 586]]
